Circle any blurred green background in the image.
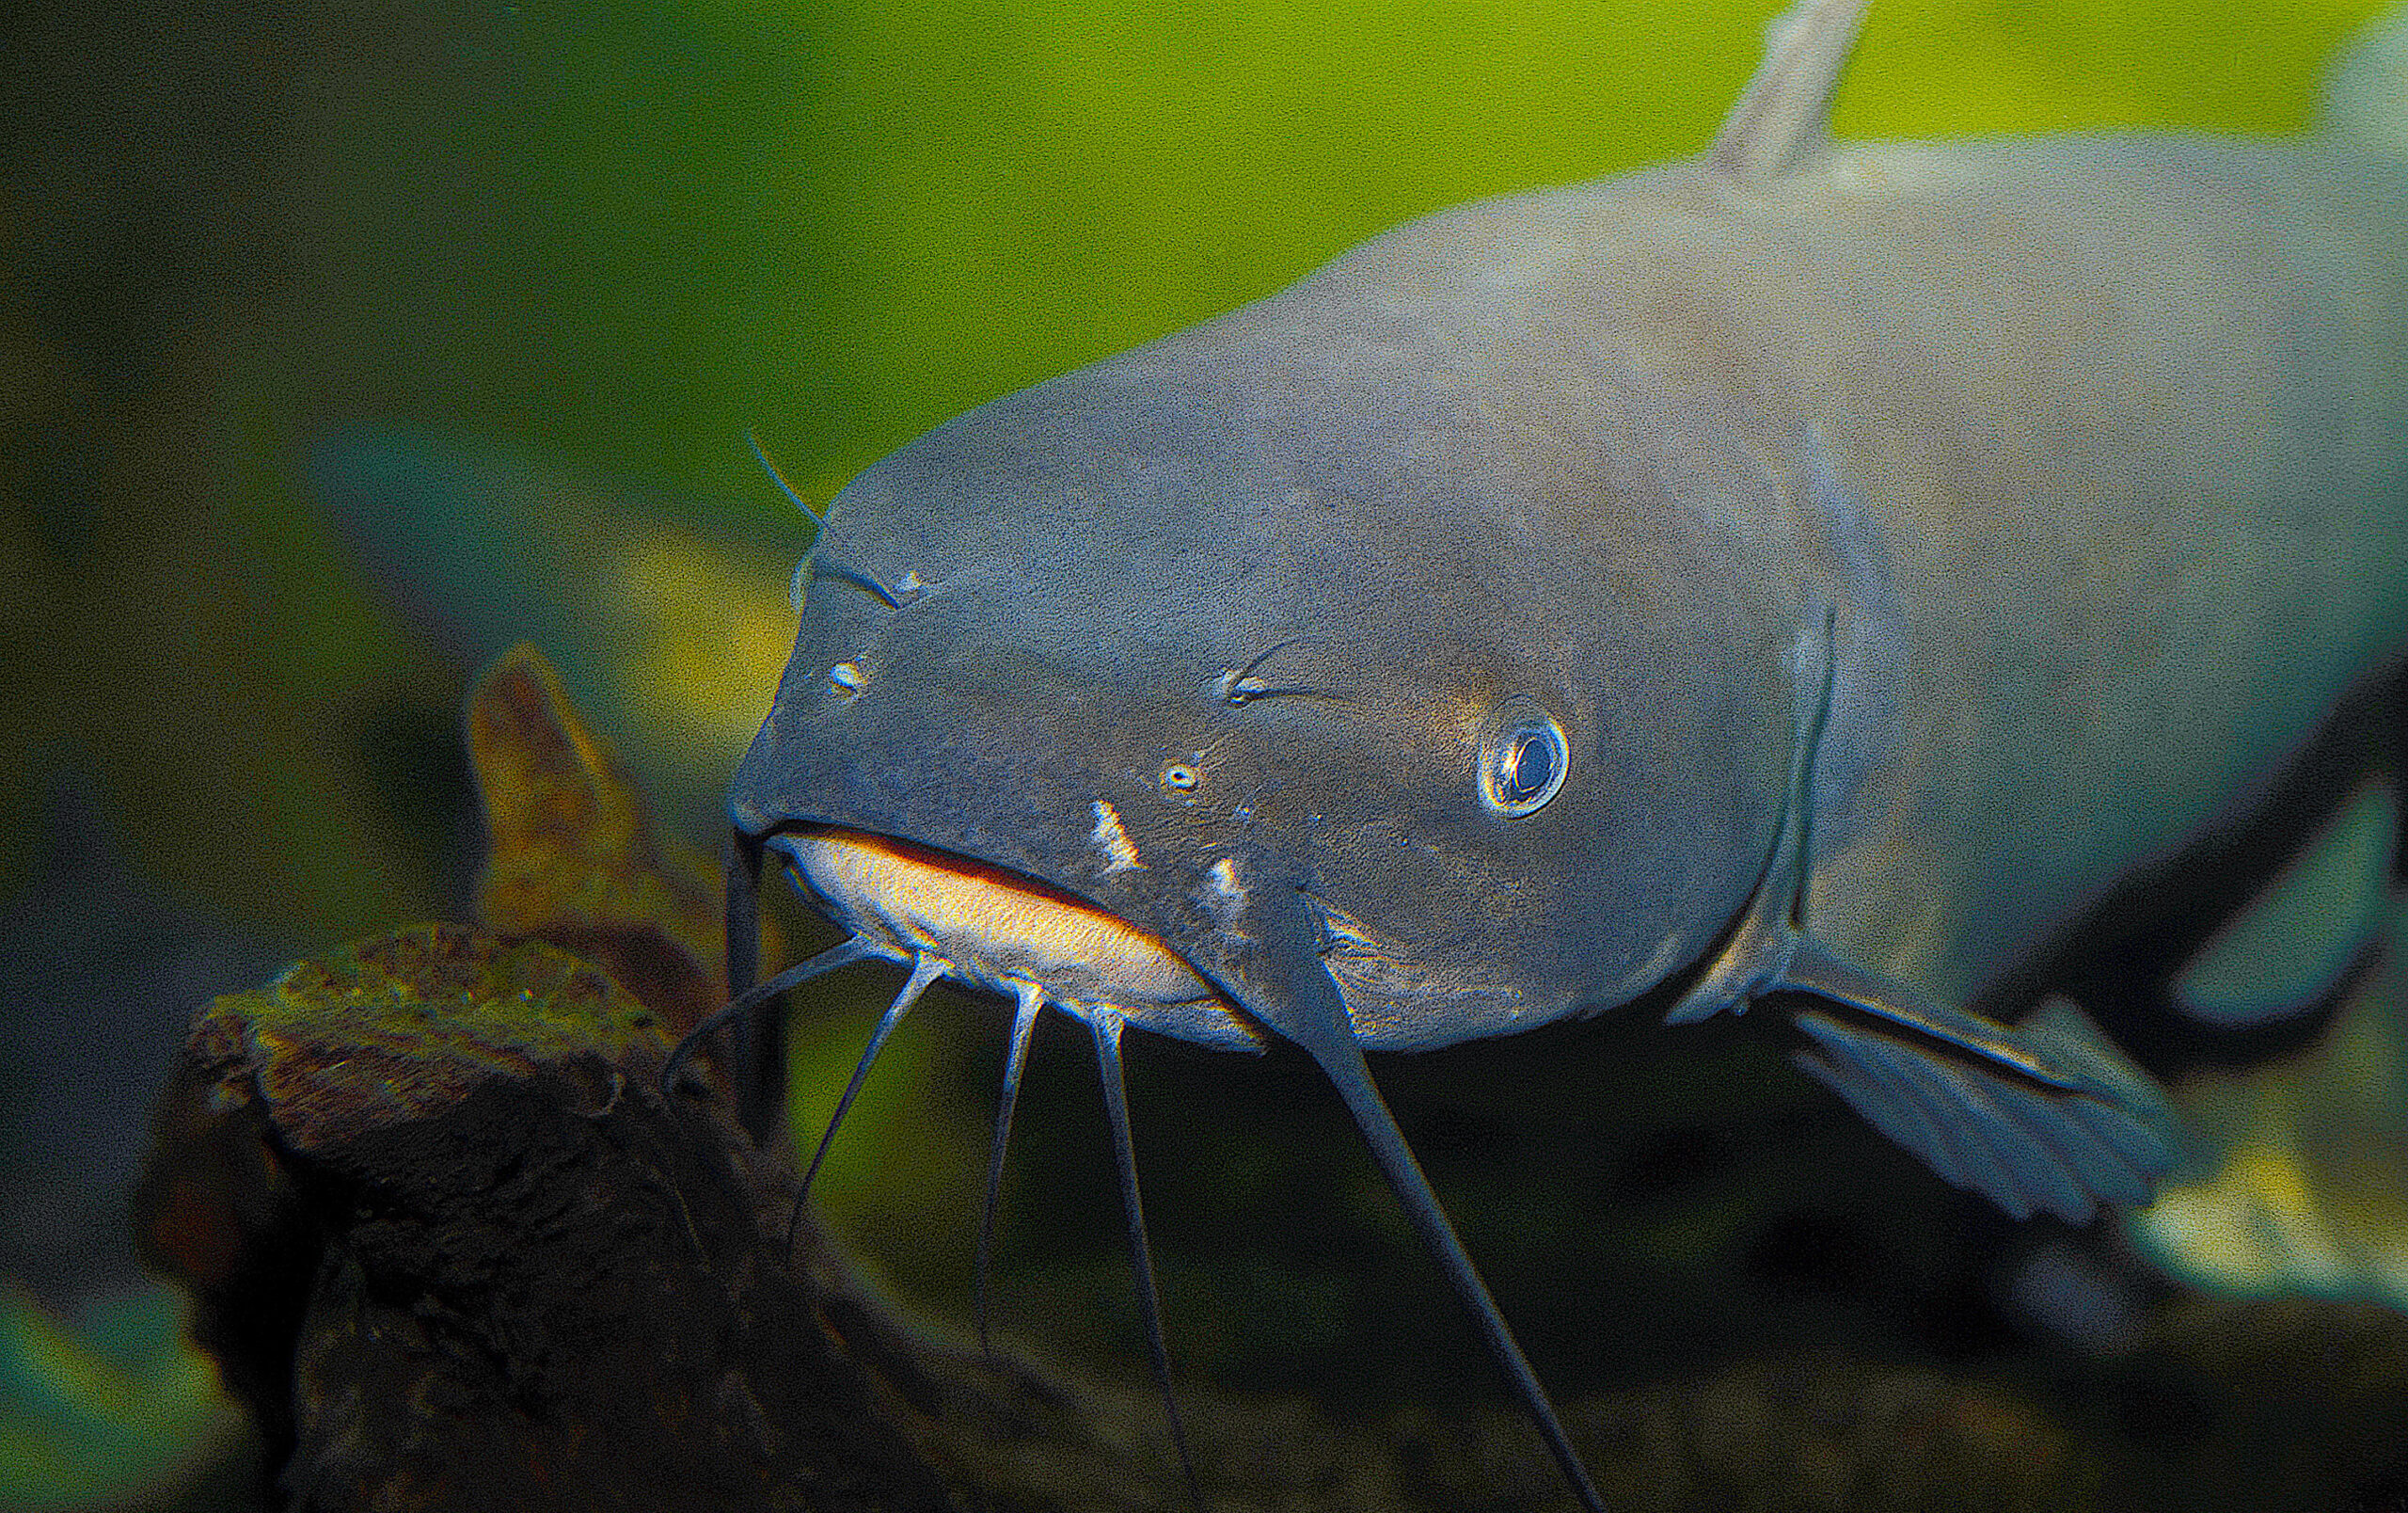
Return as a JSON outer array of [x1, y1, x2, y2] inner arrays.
[[0, 0, 2390, 1504]]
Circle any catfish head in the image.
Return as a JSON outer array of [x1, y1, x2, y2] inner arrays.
[[730, 305, 1798, 1062], [719, 298, 1805, 1513]]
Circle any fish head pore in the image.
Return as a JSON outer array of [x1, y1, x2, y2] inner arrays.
[[733, 303, 1791, 1056]]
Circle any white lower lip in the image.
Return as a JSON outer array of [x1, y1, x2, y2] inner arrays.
[[780, 827, 1228, 1016]]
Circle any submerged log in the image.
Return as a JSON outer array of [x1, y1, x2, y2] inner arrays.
[[140, 924, 959, 1511]]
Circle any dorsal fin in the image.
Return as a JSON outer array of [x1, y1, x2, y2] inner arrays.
[[1707, 0, 1870, 182]]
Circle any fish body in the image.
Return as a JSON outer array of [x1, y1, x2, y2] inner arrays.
[[744, 135, 2408, 1037], [719, 4, 2408, 1505]]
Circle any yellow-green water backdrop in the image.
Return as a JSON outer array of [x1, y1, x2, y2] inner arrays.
[[0, 1, 2392, 1505]]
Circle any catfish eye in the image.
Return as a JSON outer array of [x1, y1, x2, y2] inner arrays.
[[1480, 711, 1567, 817]]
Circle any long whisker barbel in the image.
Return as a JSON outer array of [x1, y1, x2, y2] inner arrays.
[[672, 933, 1207, 1511], [977, 981, 1046, 1361], [660, 935, 876, 1102]]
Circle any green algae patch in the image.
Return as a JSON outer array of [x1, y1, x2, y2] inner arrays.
[[200, 924, 670, 1159]]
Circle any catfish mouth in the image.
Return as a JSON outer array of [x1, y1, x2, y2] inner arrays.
[[728, 835, 1592, 1512], [761, 822, 1267, 1052], [723, 824, 1286, 1503]]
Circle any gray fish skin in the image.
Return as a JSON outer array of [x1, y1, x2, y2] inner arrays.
[[736, 136, 2408, 1056]]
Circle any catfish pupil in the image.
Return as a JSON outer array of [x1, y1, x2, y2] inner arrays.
[[1504, 737, 1551, 799], [1511, 738, 1548, 793], [1481, 714, 1569, 816]]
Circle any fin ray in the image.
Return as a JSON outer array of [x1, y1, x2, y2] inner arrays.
[[1792, 1018, 1972, 1187], [1781, 938, 2090, 1089], [1786, 990, 2178, 1223], [1707, 0, 1870, 182]]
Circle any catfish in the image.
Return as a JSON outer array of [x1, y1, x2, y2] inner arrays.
[[689, 3, 2408, 1505]]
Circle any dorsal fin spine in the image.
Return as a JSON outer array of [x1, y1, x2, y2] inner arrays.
[[1707, 0, 1872, 182]]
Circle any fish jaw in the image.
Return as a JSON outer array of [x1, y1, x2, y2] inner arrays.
[[721, 524, 1452, 1059], [764, 824, 1271, 1053]]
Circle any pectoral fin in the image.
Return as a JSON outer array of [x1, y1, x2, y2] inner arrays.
[[1781, 938, 2181, 1222], [1660, 607, 2180, 1221]]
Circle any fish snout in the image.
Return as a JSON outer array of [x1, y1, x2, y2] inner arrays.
[[735, 676, 1339, 1041]]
